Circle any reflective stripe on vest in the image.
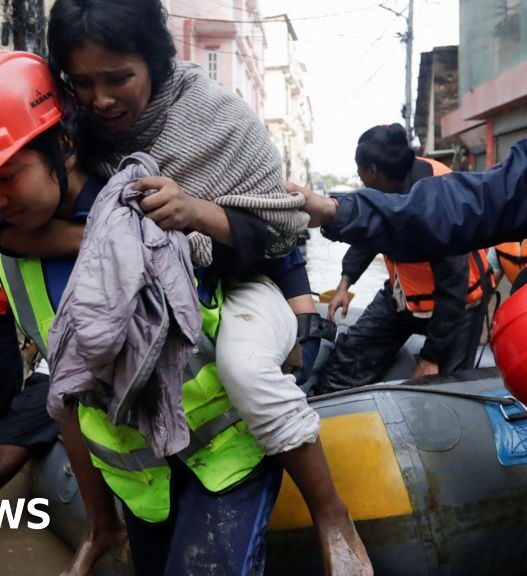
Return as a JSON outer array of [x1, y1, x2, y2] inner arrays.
[[384, 249, 494, 314], [78, 403, 172, 524], [79, 332, 264, 522], [0, 255, 54, 356], [84, 437, 167, 472], [496, 242, 527, 284], [2, 259, 263, 523], [78, 279, 264, 522]]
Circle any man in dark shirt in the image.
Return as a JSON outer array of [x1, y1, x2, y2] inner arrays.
[[314, 124, 491, 394]]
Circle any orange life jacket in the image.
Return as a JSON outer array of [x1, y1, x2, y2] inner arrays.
[[384, 157, 493, 314], [402, 157, 451, 192], [384, 250, 494, 314], [495, 242, 527, 284]]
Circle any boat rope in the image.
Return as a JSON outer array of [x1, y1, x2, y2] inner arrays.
[[309, 383, 518, 407]]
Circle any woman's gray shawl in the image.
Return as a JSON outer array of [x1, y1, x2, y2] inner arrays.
[[87, 62, 309, 265]]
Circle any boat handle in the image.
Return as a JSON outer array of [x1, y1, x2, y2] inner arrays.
[[499, 396, 527, 422]]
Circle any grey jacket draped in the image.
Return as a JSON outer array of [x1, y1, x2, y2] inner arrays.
[[47, 154, 201, 457]]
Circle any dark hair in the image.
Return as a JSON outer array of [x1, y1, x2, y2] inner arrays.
[[355, 123, 415, 181], [47, 0, 176, 99], [25, 123, 76, 204]]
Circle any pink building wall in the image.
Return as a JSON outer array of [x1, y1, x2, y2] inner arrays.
[[167, 0, 266, 121]]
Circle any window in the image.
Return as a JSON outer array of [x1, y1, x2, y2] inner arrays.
[[208, 51, 219, 81], [460, 0, 526, 93]]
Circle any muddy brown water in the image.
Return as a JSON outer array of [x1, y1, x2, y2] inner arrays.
[[0, 467, 73, 576]]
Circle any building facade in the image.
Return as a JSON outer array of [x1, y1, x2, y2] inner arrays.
[[0, 0, 313, 183], [441, 0, 527, 169], [263, 14, 313, 185], [168, 0, 266, 121], [415, 46, 467, 168]]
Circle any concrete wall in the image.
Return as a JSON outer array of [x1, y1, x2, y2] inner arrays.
[[263, 15, 313, 184], [168, 0, 266, 121]]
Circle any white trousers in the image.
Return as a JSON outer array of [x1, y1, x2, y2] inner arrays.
[[216, 277, 320, 455]]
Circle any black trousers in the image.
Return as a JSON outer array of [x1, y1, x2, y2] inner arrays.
[[318, 285, 485, 393], [0, 310, 23, 418]]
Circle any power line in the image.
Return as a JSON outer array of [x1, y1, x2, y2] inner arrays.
[[378, 2, 413, 140], [171, 30, 373, 42], [206, 0, 259, 15], [168, 6, 378, 25], [325, 11, 402, 97], [325, 50, 398, 127], [171, 0, 247, 21]]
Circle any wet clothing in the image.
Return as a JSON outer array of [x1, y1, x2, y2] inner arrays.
[[209, 192, 318, 381], [264, 248, 311, 299], [319, 280, 485, 391], [340, 249, 481, 364], [216, 277, 320, 455], [319, 158, 488, 393], [321, 140, 527, 260], [123, 457, 282, 576]]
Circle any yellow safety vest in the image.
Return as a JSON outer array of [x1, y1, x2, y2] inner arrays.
[[0, 255, 264, 523]]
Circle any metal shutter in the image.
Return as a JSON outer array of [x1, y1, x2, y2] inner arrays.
[[496, 129, 527, 162], [473, 153, 486, 171]]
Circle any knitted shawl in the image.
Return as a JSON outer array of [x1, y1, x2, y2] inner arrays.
[[85, 62, 309, 265]]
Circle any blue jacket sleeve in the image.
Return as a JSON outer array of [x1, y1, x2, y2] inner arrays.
[[341, 245, 377, 284], [322, 140, 527, 262]]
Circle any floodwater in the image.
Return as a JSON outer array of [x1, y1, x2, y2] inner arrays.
[[304, 227, 387, 309], [0, 467, 73, 576]]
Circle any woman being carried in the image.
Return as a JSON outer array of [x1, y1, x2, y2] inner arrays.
[[0, 1, 372, 575], [0, 51, 320, 576]]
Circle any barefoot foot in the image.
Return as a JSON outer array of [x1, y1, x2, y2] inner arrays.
[[320, 522, 374, 576], [315, 507, 373, 576], [59, 522, 128, 576]]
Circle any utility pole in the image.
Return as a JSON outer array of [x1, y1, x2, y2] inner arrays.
[[404, 0, 414, 142], [379, 1, 415, 142]]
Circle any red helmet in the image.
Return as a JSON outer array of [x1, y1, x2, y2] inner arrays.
[[0, 51, 62, 167], [491, 284, 527, 403]]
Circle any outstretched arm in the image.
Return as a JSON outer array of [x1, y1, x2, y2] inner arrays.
[[292, 141, 527, 262]]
